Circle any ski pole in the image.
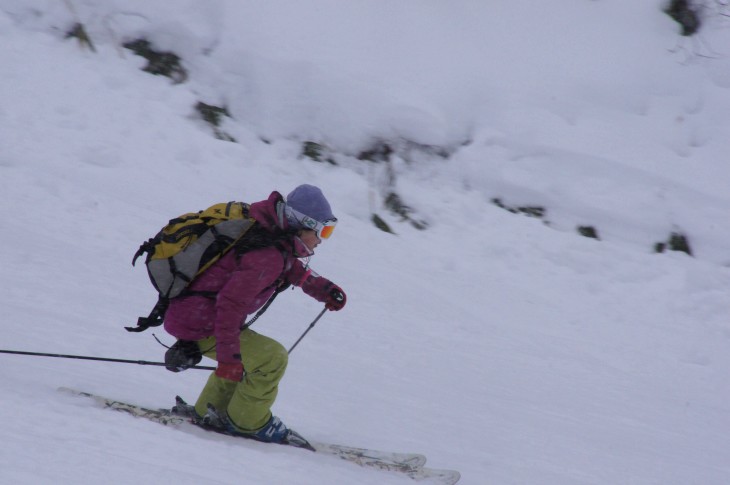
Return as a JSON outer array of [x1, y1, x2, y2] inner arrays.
[[288, 307, 328, 354], [0, 349, 216, 370]]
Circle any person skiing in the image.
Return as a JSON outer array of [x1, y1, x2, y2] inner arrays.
[[162, 184, 346, 443]]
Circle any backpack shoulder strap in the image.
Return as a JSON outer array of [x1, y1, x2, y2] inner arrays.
[[125, 297, 169, 333]]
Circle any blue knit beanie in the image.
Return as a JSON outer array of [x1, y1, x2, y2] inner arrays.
[[285, 184, 335, 229]]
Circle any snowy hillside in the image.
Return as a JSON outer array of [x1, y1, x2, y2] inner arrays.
[[2, 1, 730, 484]]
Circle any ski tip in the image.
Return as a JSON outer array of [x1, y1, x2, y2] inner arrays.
[[407, 468, 461, 484], [58, 386, 85, 396], [284, 429, 315, 452]]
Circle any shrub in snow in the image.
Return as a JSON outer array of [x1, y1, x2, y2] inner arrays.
[[195, 102, 235, 142], [123, 39, 187, 84], [65, 23, 96, 52], [654, 231, 693, 256], [577, 226, 600, 240], [384, 192, 428, 230], [491, 198, 546, 219], [371, 213, 395, 234], [664, 0, 701, 36], [301, 141, 336, 165]]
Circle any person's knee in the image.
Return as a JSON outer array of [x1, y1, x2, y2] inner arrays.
[[267, 340, 288, 374], [240, 332, 288, 376]]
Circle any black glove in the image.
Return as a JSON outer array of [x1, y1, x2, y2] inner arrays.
[[165, 339, 202, 372]]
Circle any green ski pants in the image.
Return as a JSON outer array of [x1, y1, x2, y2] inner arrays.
[[194, 329, 288, 432]]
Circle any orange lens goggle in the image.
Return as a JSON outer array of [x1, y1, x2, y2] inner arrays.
[[317, 220, 336, 240], [287, 206, 337, 240]]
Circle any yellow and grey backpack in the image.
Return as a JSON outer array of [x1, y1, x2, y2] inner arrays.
[[126, 201, 256, 333]]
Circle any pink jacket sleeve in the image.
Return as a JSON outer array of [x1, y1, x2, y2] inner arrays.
[[214, 248, 285, 363], [285, 259, 312, 288], [286, 260, 333, 303], [284, 259, 339, 306], [300, 273, 335, 303]]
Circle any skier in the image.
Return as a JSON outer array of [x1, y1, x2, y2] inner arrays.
[[162, 184, 346, 443]]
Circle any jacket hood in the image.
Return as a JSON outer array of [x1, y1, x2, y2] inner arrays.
[[248, 191, 316, 256], [249, 191, 289, 232]]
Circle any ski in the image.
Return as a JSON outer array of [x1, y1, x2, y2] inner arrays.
[[59, 387, 460, 484]]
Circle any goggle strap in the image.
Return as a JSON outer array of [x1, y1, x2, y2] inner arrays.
[[285, 205, 337, 239]]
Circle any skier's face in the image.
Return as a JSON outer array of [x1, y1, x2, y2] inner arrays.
[[298, 229, 321, 252]]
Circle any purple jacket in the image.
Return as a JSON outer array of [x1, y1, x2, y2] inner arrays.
[[164, 191, 333, 364]]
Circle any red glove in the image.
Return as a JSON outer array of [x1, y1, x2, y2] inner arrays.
[[325, 285, 346, 311], [215, 362, 244, 382], [302, 275, 347, 311]]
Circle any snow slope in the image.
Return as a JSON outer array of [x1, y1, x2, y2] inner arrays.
[[1, 1, 730, 484]]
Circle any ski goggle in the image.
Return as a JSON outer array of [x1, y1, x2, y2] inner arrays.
[[285, 206, 337, 240]]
